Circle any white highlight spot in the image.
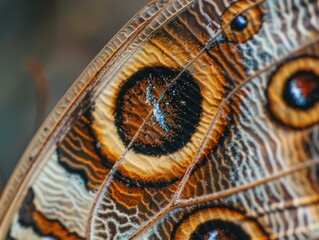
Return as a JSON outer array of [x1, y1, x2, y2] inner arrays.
[[146, 81, 169, 133], [290, 79, 307, 106], [207, 230, 219, 240]]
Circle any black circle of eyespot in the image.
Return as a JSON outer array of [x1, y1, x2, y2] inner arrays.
[[190, 220, 250, 240], [114, 66, 202, 156], [230, 14, 248, 32], [283, 71, 319, 110]]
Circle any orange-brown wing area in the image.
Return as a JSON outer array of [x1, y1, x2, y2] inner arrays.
[[88, 1, 265, 239], [88, 1, 237, 238], [57, 113, 109, 191]]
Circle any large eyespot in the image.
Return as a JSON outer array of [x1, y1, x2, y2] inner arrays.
[[172, 207, 267, 239], [91, 38, 228, 186], [267, 56, 319, 129], [114, 66, 202, 156], [221, 1, 263, 43]]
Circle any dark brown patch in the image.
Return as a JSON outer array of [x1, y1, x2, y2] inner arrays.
[[17, 188, 83, 240]]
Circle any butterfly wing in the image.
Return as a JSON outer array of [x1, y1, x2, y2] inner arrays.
[[1, 0, 319, 239]]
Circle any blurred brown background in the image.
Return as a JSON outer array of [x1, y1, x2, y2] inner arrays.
[[0, 0, 149, 187]]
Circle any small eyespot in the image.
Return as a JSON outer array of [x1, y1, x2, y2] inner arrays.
[[172, 207, 267, 240], [267, 56, 319, 129], [221, 1, 263, 43]]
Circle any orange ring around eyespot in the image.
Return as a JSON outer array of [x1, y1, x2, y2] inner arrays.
[[173, 207, 267, 240], [267, 56, 319, 129], [221, 1, 263, 43]]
